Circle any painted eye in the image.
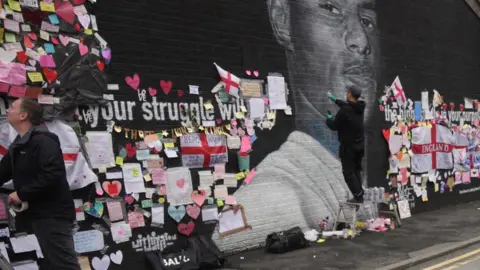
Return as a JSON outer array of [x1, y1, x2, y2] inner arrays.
[[319, 2, 341, 14], [360, 17, 375, 30]]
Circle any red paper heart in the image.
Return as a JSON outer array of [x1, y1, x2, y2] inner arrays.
[[160, 80, 172, 95], [186, 204, 200, 219], [43, 68, 57, 83], [178, 221, 194, 236], [102, 180, 122, 197], [55, 1, 75, 24], [28, 33, 37, 40], [73, 0, 85, 4], [177, 90, 184, 97], [216, 119, 222, 125], [148, 87, 157, 96], [450, 103, 455, 110], [23, 36, 34, 49], [16, 52, 28, 64], [96, 60, 105, 71], [125, 74, 140, 90], [176, 178, 185, 189], [74, 23, 82, 31], [441, 103, 447, 110], [125, 143, 137, 158], [191, 190, 206, 206], [51, 36, 59, 45], [460, 104, 464, 111]]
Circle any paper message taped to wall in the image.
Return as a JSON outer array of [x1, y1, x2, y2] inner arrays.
[[85, 131, 115, 169], [10, 234, 43, 258], [166, 167, 193, 206], [73, 230, 105, 253], [122, 163, 146, 193], [267, 76, 287, 110], [248, 98, 265, 119]]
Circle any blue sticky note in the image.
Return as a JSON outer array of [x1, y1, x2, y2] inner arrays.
[[250, 135, 257, 144], [48, 14, 60, 25], [414, 101, 422, 121], [44, 43, 55, 54]]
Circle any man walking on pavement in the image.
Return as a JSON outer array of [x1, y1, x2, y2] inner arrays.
[[0, 98, 80, 270], [326, 86, 366, 204]]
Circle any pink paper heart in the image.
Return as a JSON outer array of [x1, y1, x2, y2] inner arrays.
[[51, 36, 59, 45], [28, 60, 36, 66], [79, 43, 88, 56], [186, 204, 200, 219], [176, 178, 185, 189], [245, 70, 251, 76], [118, 229, 124, 236], [160, 80, 172, 95], [191, 191, 206, 206], [253, 70, 259, 77], [102, 180, 122, 197], [148, 87, 157, 96], [125, 74, 140, 90], [55, 1, 75, 24], [28, 33, 37, 40], [59, 35, 69, 46]]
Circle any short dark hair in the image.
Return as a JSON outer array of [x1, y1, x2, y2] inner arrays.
[[347, 85, 362, 99], [19, 98, 42, 125]]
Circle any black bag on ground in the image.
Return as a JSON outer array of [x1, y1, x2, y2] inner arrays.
[[265, 226, 309, 254], [188, 235, 227, 269]]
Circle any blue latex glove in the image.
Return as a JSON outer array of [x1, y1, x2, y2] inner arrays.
[[327, 91, 336, 102]]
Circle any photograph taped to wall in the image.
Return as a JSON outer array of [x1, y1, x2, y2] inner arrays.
[[240, 79, 263, 97]]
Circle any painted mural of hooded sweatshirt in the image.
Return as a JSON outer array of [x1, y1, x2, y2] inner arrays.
[[213, 130, 349, 251]]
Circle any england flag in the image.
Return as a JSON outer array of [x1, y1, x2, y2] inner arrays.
[[411, 124, 454, 173]]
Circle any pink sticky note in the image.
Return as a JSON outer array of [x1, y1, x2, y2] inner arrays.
[[0, 83, 9, 93], [8, 85, 26, 97], [264, 98, 269, 104], [400, 168, 408, 185], [462, 172, 471, 184], [240, 136, 251, 153], [0, 62, 26, 85], [39, 55, 56, 68], [243, 168, 256, 185], [225, 195, 237, 205]]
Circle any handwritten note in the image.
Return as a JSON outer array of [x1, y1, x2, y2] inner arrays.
[[122, 163, 145, 193], [85, 131, 115, 169], [73, 230, 105, 253], [240, 136, 251, 153], [107, 201, 124, 222], [151, 168, 166, 185]]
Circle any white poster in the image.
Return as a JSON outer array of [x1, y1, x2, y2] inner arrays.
[[166, 167, 193, 206], [267, 76, 287, 110], [85, 131, 115, 169], [122, 163, 146, 193]]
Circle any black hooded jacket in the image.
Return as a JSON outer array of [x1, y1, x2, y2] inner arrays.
[[326, 99, 366, 149], [0, 125, 75, 221]]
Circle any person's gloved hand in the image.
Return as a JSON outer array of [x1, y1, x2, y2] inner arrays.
[[327, 110, 333, 119], [327, 91, 336, 102]]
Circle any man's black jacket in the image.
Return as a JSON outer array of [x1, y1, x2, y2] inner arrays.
[[326, 99, 366, 148], [0, 125, 75, 221]]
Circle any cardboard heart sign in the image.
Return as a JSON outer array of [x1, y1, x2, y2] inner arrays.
[[96, 60, 105, 71], [110, 250, 123, 265], [55, 1, 75, 24], [168, 205, 186, 223], [91, 255, 110, 270], [102, 181, 122, 197], [148, 87, 157, 96], [160, 80, 172, 95], [176, 178, 185, 189], [125, 143, 137, 158], [125, 74, 140, 90], [16, 52, 28, 64], [178, 221, 195, 236], [79, 43, 88, 56], [191, 190, 206, 206], [59, 35, 70, 46], [186, 204, 200, 219], [43, 68, 57, 83], [84, 202, 104, 218]]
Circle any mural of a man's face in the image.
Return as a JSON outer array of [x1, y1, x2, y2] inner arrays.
[[269, 0, 379, 119]]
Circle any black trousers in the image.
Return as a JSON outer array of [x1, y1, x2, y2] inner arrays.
[[32, 218, 80, 270], [339, 144, 364, 199]]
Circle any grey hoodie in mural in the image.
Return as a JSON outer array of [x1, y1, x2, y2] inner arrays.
[[326, 99, 366, 148]]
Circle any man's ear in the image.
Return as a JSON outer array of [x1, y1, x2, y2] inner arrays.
[[267, 0, 293, 51]]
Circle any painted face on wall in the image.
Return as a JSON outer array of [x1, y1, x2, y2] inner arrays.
[[269, 0, 379, 120]]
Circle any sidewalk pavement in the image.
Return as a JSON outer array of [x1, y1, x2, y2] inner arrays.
[[226, 201, 480, 270]]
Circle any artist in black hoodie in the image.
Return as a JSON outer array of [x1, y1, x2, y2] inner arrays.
[[326, 86, 366, 204], [0, 98, 80, 269]]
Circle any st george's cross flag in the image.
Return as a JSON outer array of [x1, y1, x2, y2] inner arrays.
[[411, 124, 454, 173], [391, 76, 407, 108], [214, 63, 240, 98]]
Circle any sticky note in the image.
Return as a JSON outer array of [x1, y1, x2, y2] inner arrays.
[[28, 72, 44, 82], [267, 112, 276, 120], [141, 200, 153, 208], [4, 33, 15, 43], [143, 174, 151, 182], [240, 105, 247, 112], [132, 168, 139, 177], [164, 142, 174, 149], [235, 172, 245, 180], [44, 43, 55, 54], [0, 29, 4, 43], [39, 55, 55, 68], [39, 1, 55, 12], [204, 103, 214, 110], [216, 200, 224, 207], [48, 14, 59, 25], [115, 156, 123, 166], [235, 111, 245, 119], [317, 239, 326, 243], [84, 29, 93, 35], [7, 0, 21, 12], [8, 85, 26, 97]]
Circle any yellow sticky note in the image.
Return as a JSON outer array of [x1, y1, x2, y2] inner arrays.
[[115, 156, 124, 166], [132, 168, 139, 177], [7, 0, 21, 12], [28, 72, 44, 83], [164, 142, 174, 149], [0, 29, 4, 43], [235, 172, 245, 180], [39, 1, 55, 12], [317, 238, 326, 243], [143, 174, 152, 182], [267, 112, 276, 120], [37, 47, 47, 55], [204, 103, 214, 110], [84, 29, 93, 35], [216, 200, 224, 207], [235, 111, 244, 119], [240, 105, 247, 113], [158, 197, 165, 204], [434, 183, 439, 192], [5, 33, 15, 43]]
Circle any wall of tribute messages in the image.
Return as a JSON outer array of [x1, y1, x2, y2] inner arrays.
[[0, 0, 478, 269]]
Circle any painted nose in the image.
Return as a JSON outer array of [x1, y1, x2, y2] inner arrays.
[[345, 19, 371, 55]]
